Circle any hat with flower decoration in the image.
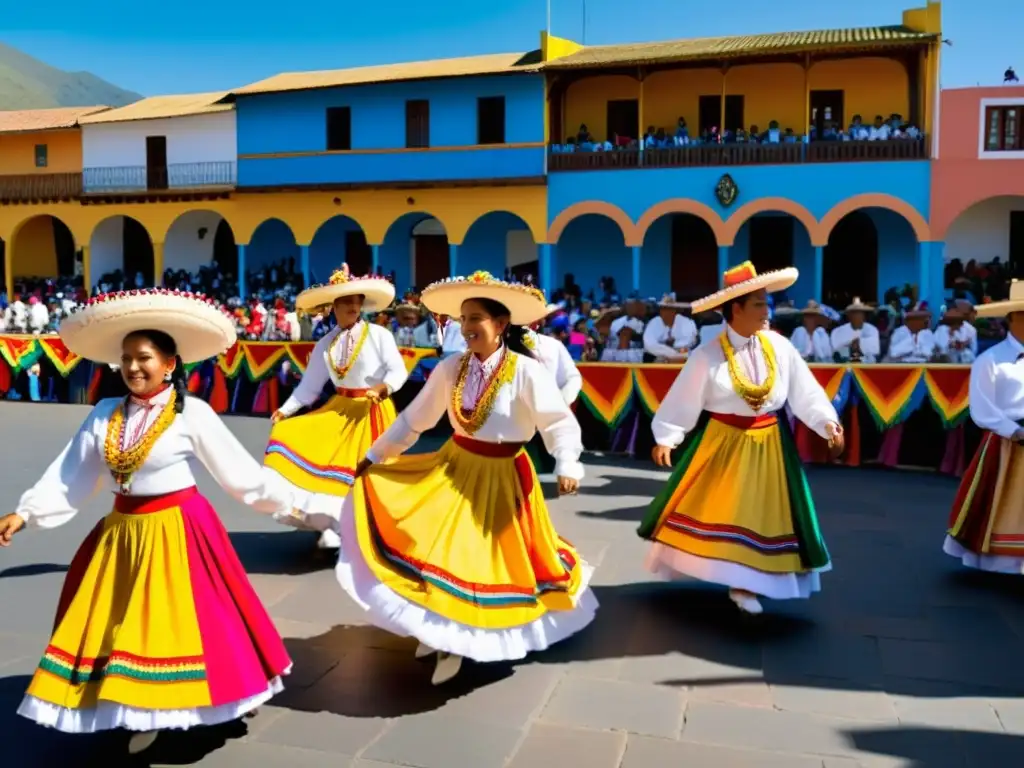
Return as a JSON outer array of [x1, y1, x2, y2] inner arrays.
[[58, 288, 237, 365], [295, 263, 395, 313], [420, 271, 549, 326], [690, 261, 799, 314]]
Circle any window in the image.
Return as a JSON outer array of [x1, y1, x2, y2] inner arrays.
[[477, 96, 506, 144], [985, 105, 1023, 152], [326, 107, 352, 151], [34, 144, 47, 168], [406, 100, 430, 148]]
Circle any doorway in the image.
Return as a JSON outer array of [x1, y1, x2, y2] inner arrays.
[[345, 230, 372, 276], [810, 90, 844, 135], [748, 217, 794, 275], [413, 235, 449, 289], [823, 211, 878, 307], [146, 136, 168, 191], [670, 215, 718, 301], [698, 95, 745, 135], [123, 218, 155, 286], [1010, 210, 1024, 279], [606, 99, 639, 142]]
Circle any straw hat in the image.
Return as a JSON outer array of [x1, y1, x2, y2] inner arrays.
[[295, 263, 395, 313], [976, 280, 1024, 318], [420, 271, 549, 326], [801, 300, 828, 318], [658, 293, 688, 309], [595, 306, 623, 326], [59, 288, 237, 365], [845, 297, 872, 314], [904, 301, 932, 319], [690, 261, 799, 314], [395, 302, 421, 317], [942, 299, 973, 321]]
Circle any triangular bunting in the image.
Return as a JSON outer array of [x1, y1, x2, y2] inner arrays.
[[924, 366, 971, 427], [38, 338, 82, 376], [851, 365, 926, 429], [243, 342, 289, 380], [809, 364, 850, 412], [633, 366, 683, 416], [0, 336, 42, 372], [286, 342, 316, 374], [219, 343, 244, 376], [579, 365, 634, 427]]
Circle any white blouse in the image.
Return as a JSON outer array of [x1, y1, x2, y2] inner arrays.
[[653, 326, 840, 449], [366, 349, 585, 480], [279, 321, 409, 416], [643, 315, 699, 360], [528, 331, 583, 405], [830, 322, 881, 363], [886, 326, 937, 363], [790, 326, 833, 363], [934, 323, 978, 364], [15, 387, 293, 529], [969, 335, 1024, 439]]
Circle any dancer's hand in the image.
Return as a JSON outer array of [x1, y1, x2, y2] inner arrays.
[[354, 458, 372, 479], [365, 384, 389, 403], [0, 514, 25, 547], [651, 445, 673, 468], [557, 476, 579, 495], [825, 422, 845, 457], [270, 410, 286, 424]]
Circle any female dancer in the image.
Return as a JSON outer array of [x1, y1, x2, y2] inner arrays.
[[336, 272, 597, 685], [265, 264, 407, 549], [0, 289, 293, 754], [638, 262, 843, 615]]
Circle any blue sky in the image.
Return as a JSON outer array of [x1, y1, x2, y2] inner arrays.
[[1, 1, 1017, 96]]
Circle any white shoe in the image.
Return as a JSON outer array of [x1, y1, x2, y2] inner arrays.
[[128, 731, 159, 755], [415, 642, 435, 659], [431, 652, 463, 685], [317, 529, 341, 549], [729, 589, 764, 615]]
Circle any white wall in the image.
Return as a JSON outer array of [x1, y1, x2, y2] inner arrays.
[[164, 210, 224, 274], [945, 196, 1024, 264], [90, 217, 124, 283]]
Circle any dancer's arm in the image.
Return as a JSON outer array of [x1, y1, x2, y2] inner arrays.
[[276, 330, 333, 419], [523, 360, 584, 482], [651, 348, 710, 449], [969, 353, 1020, 439], [783, 339, 841, 440], [374, 326, 410, 396], [553, 340, 583, 405], [187, 398, 293, 517]]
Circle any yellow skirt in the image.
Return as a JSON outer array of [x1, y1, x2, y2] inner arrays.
[[335, 435, 597, 661], [264, 390, 396, 528]]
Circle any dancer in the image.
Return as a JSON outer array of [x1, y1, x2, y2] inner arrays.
[[944, 281, 1024, 572], [0, 289, 292, 754], [637, 262, 844, 614], [265, 264, 406, 549], [335, 271, 597, 685], [525, 305, 583, 473]]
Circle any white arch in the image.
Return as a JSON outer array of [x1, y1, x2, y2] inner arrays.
[[165, 211, 229, 274]]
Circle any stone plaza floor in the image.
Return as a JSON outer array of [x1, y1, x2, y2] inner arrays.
[[0, 402, 1023, 767]]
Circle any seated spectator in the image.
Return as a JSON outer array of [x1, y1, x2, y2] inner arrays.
[[869, 115, 892, 141]]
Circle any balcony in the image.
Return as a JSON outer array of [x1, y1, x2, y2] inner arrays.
[[0, 172, 83, 203], [547, 138, 929, 172], [82, 161, 237, 195]]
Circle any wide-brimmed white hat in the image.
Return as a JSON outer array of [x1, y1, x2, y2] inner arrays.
[[975, 281, 1024, 318], [420, 271, 549, 325], [690, 261, 798, 314], [845, 297, 873, 313], [658, 292, 688, 309], [59, 288, 237, 365], [801, 300, 828, 317], [295, 264, 395, 313]]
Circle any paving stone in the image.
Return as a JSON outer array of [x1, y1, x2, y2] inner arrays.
[[505, 723, 626, 768], [362, 715, 521, 768], [436, 663, 561, 728], [687, 679, 774, 708], [771, 678, 898, 722], [252, 710, 388, 755], [621, 734, 825, 768], [539, 676, 685, 738], [991, 698, 1024, 734], [891, 694, 1003, 733], [762, 629, 884, 687], [186, 742, 351, 767]]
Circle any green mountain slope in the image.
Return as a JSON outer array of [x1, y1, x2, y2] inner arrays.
[[0, 42, 142, 109]]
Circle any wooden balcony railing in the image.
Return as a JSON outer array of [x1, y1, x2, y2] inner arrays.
[[82, 161, 237, 194], [548, 137, 929, 172], [0, 172, 83, 203]]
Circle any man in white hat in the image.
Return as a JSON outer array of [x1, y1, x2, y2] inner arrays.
[[934, 300, 978, 364], [789, 300, 833, 363], [643, 294, 698, 362], [830, 298, 880, 364], [886, 302, 937, 362], [640, 261, 843, 615], [601, 296, 646, 362], [393, 303, 422, 348], [945, 280, 1024, 574]]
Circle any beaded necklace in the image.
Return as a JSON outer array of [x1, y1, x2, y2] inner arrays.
[[104, 389, 178, 493], [327, 322, 370, 381], [450, 349, 518, 435], [719, 331, 778, 412]]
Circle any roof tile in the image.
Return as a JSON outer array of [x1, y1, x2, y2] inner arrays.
[[0, 106, 110, 134], [77, 92, 231, 125]]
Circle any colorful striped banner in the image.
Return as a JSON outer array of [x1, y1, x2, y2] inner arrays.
[[0, 336, 42, 373], [923, 365, 972, 428], [808, 365, 852, 414], [851, 365, 927, 430], [632, 365, 682, 416], [578, 364, 634, 427]]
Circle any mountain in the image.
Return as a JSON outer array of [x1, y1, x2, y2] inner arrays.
[[0, 42, 142, 110]]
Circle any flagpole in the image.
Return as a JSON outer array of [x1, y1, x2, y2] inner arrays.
[[546, 0, 551, 36]]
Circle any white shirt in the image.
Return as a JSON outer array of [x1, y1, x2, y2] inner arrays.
[[790, 326, 833, 363], [652, 326, 839, 448], [643, 315, 698, 360], [366, 349, 584, 480], [394, 325, 417, 348], [279, 321, 408, 417], [27, 303, 49, 334], [968, 335, 1024, 439], [528, 330, 583, 405], [412, 321, 439, 348], [441, 320, 468, 357], [886, 326, 936, 363], [699, 322, 727, 347], [869, 124, 892, 141], [601, 316, 645, 363], [830, 322, 881, 363], [15, 387, 292, 528], [934, 323, 978, 364]]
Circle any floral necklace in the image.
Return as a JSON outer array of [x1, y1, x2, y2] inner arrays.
[[104, 389, 178, 493], [719, 331, 777, 411], [450, 348, 518, 435], [327, 322, 370, 380]]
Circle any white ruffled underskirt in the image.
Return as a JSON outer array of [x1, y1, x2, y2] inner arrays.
[[267, 472, 345, 534], [17, 669, 290, 734], [645, 543, 829, 600], [943, 535, 1024, 575], [335, 497, 598, 663]]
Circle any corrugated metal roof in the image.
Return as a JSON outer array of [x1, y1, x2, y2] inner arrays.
[[0, 106, 110, 134], [545, 26, 937, 69], [77, 92, 232, 125], [231, 52, 542, 97]]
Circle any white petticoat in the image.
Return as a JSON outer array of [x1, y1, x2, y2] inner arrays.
[[267, 475, 343, 534], [943, 535, 1024, 575], [17, 669, 290, 734], [645, 543, 830, 599], [335, 495, 598, 663]]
